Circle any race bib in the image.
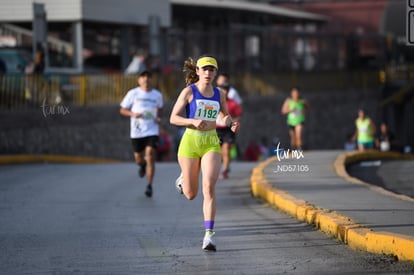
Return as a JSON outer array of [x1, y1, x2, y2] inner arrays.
[[291, 109, 303, 117], [133, 108, 157, 131], [359, 125, 368, 133], [141, 108, 157, 120], [194, 99, 220, 121]]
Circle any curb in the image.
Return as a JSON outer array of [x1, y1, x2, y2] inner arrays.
[[0, 154, 122, 165], [250, 152, 414, 261], [334, 151, 414, 203]]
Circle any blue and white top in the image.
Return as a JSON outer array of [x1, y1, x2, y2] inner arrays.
[[186, 84, 221, 122]]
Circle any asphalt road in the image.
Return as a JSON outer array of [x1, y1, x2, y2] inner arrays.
[[347, 159, 414, 199], [1, 162, 414, 274]]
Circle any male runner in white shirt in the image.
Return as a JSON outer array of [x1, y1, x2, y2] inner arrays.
[[120, 70, 163, 197]]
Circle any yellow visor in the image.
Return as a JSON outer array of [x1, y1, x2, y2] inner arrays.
[[196, 57, 218, 69]]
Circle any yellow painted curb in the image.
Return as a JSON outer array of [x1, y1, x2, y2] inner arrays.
[[250, 152, 414, 261], [0, 154, 122, 164], [365, 232, 414, 261]]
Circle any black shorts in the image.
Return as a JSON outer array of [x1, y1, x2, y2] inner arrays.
[[217, 128, 236, 145], [131, 135, 159, 153], [288, 123, 304, 131]]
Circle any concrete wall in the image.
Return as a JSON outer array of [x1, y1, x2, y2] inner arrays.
[[0, 88, 386, 161]]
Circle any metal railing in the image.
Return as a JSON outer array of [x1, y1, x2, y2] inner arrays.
[[0, 70, 385, 109]]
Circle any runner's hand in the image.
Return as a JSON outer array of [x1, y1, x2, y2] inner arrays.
[[230, 121, 240, 133], [194, 119, 207, 130]]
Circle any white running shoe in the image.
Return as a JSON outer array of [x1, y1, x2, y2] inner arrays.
[[202, 231, 216, 251], [175, 173, 183, 194]]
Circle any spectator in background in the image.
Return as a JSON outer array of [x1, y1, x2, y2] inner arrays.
[[375, 122, 398, 152], [216, 73, 242, 105], [352, 109, 375, 151], [25, 44, 46, 104], [157, 127, 172, 161], [268, 137, 281, 157], [258, 136, 271, 160], [244, 140, 262, 161], [344, 133, 357, 151], [216, 83, 242, 179], [33, 44, 45, 74], [125, 49, 147, 75]]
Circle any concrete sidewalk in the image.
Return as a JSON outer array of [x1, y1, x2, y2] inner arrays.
[[251, 150, 414, 261]]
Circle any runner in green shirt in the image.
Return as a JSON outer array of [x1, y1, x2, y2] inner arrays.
[[354, 109, 376, 151], [281, 87, 309, 150]]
